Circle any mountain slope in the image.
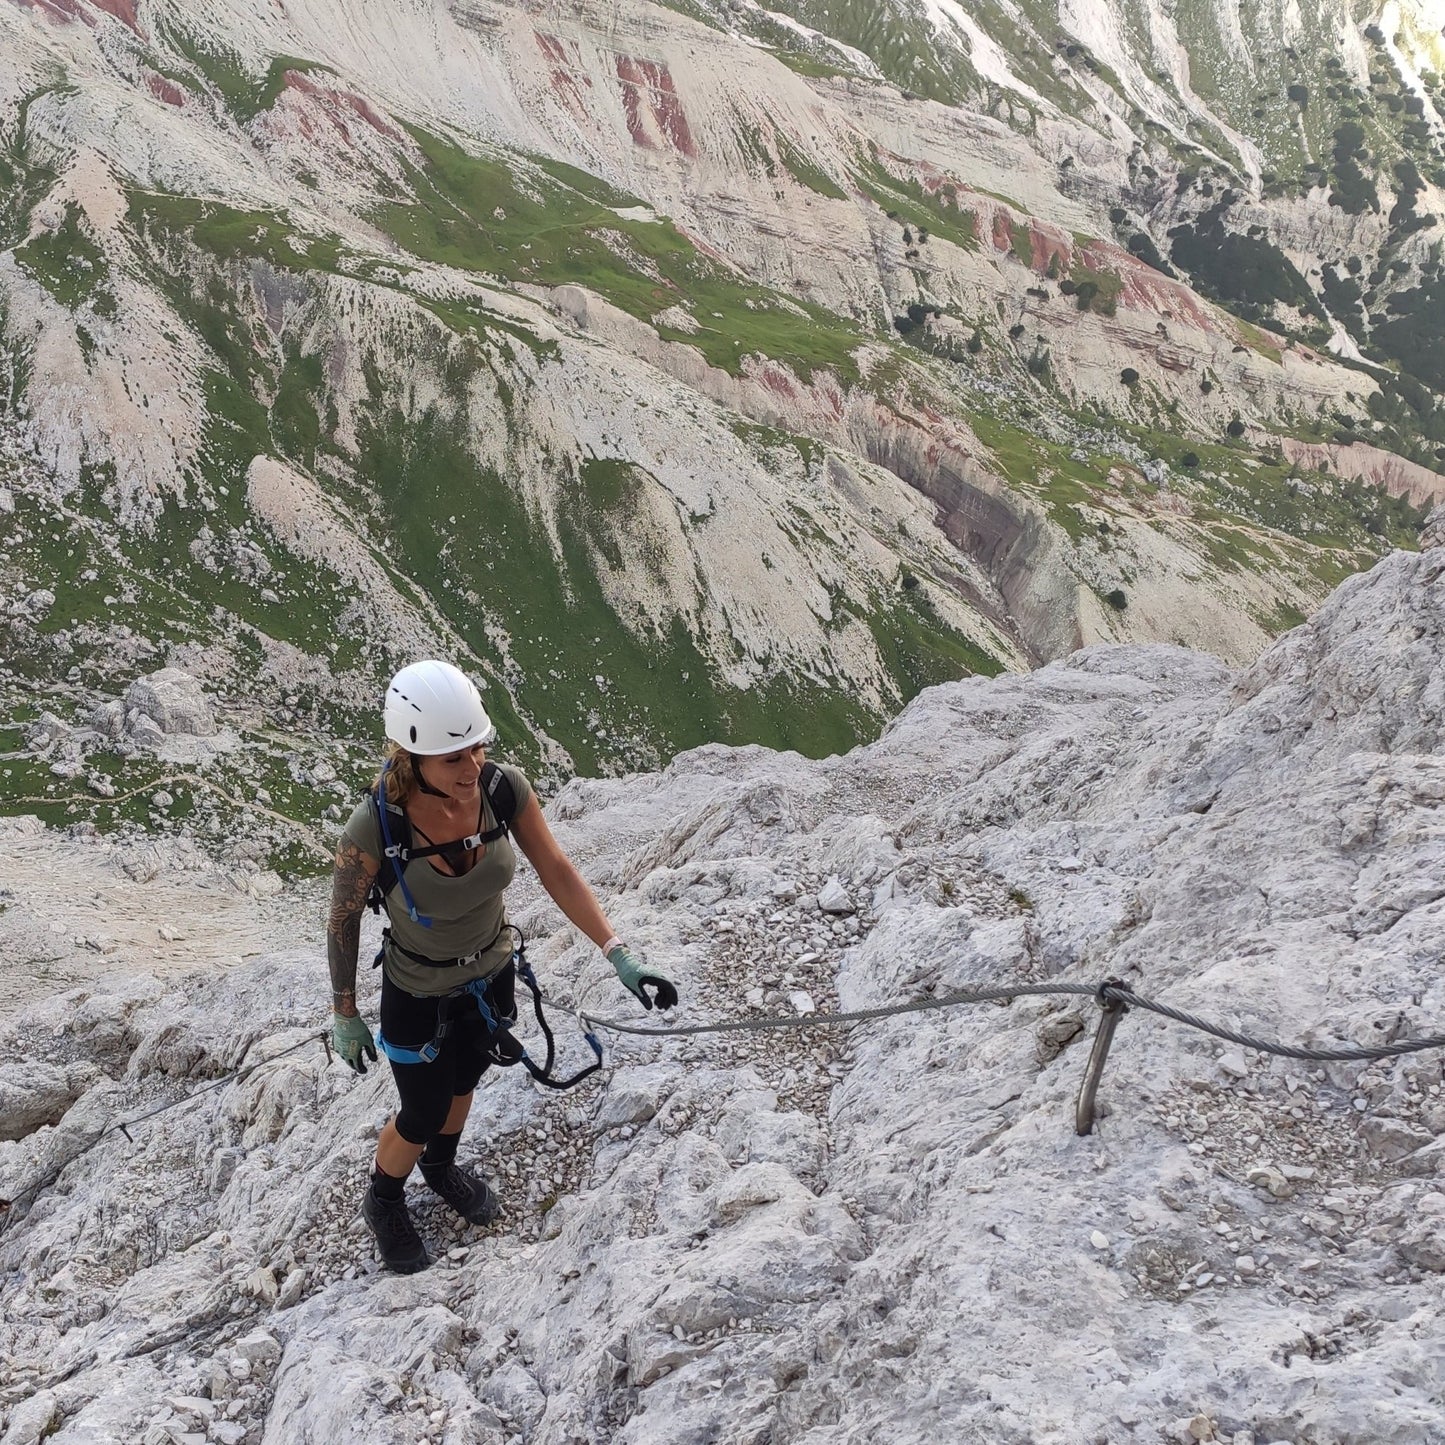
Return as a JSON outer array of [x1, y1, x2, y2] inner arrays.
[[1, 0, 1442, 864]]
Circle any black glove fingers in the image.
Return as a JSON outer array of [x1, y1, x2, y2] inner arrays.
[[640, 975, 678, 1010]]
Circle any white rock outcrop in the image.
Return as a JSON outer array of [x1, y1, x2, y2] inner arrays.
[[123, 668, 216, 737], [0, 550, 1443, 1443]]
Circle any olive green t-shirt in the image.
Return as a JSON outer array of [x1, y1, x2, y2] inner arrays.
[[341, 763, 534, 997]]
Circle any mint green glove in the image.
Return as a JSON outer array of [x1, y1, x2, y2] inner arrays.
[[608, 945, 678, 1011], [332, 1012, 378, 1074]]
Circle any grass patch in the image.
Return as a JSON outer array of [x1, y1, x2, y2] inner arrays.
[[373, 124, 863, 382], [160, 25, 334, 124], [15, 202, 114, 312], [775, 0, 978, 104], [356, 405, 881, 770], [773, 49, 862, 82], [129, 191, 343, 274], [776, 134, 848, 200], [867, 590, 1004, 701], [1066, 260, 1123, 317], [852, 156, 979, 252]]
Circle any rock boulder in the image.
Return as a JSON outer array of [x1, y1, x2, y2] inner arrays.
[[123, 668, 216, 736]]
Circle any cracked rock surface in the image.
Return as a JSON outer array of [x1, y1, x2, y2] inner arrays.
[[1, 550, 1443, 1444]]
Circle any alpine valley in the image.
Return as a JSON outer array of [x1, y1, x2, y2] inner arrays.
[[2, 0, 1445, 856]]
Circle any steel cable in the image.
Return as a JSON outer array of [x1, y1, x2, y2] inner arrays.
[[570, 981, 1445, 1062], [6, 977, 1443, 1240]]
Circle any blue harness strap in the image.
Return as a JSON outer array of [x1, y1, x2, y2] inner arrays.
[[375, 1030, 440, 1066], [377, 973, 499, 1066], [373, 936, 605, 1090], [375, 761, 432, 928]]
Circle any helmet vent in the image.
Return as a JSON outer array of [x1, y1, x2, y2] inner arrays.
[[410, 726, 418, 743]]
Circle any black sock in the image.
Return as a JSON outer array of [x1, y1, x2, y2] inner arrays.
[[420, 1130, 461, 1174], [371, 1165, 406, 1201]]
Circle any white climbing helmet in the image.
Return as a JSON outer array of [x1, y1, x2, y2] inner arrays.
[[384, 660, 495, 755]]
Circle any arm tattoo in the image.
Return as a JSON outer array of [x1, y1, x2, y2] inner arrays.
[[327, 841, 374, 1016]]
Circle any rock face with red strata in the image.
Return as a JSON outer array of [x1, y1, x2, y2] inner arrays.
[[144, 72, 185, 107], [615, 54, 697, 158], [1280, 439, 1445, 512]]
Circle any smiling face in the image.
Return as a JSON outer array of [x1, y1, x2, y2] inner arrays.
[[415, 742, 486, 802]]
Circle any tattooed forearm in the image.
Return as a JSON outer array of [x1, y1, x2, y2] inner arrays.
[[327, 841, 375, 1016]]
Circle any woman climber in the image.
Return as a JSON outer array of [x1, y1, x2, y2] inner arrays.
[[326, 659, 678, 1273]]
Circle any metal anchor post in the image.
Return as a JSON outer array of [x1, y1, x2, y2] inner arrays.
[[1075, 981, 1130, 1136]]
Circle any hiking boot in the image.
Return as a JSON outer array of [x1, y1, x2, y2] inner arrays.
[[362, 1183, 430, 1274], [420, 1163, 502, 1226]]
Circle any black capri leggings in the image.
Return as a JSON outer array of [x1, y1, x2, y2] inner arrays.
[[381, 964, 517, 1145]]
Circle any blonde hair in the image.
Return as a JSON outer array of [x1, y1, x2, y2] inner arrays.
[[374, 741, 419, 806]]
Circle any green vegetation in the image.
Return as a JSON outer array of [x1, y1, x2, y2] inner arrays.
[[776, 134, 848, 200], [1010, 220, 1033, 266], [852, 156, 979, 252], [1374, 287, 1445, 392], [15, 201, 114, 313], [129, 191, 343, 274], [1365, 374, 1445, 469], [772, 49, 862, 82], [1125, 231, 1173, 276], [1066, 259, 1123, 317], [271, 351, 326, 463], [1, 90, 64, 252], [646, 0, 726, 27], [160, 24, 334, 124], [373, 125, 863, 382], [866, 589, 1003, 696], [1328, 121, 1380, 213], [253, 56, 337, 117], [1168, 212, 1314, 316], [777, 0, 979, 104], [355, 406, 881, 769]]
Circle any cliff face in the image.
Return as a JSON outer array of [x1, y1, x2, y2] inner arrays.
[[2, 549, 1444, 1443], [1280, 436, 1445, 509]]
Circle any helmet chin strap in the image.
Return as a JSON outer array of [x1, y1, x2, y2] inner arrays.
[[412, 755, 450, 798]]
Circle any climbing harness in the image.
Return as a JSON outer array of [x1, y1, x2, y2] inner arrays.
[[376, 932, 604, 1092]]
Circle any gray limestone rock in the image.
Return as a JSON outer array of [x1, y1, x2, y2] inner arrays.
[[0, 1060, 99, 1141], [0, 1387, 60, 1444], [22, 588, 55, 620], [125, 710, 167, 748], [124, 669, 216, 737], [1360, 1116, 1436, 1163]]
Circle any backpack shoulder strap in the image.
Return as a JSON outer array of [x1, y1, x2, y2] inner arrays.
[[366, 786, 413, 911], [482, 761, 518, 834]]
